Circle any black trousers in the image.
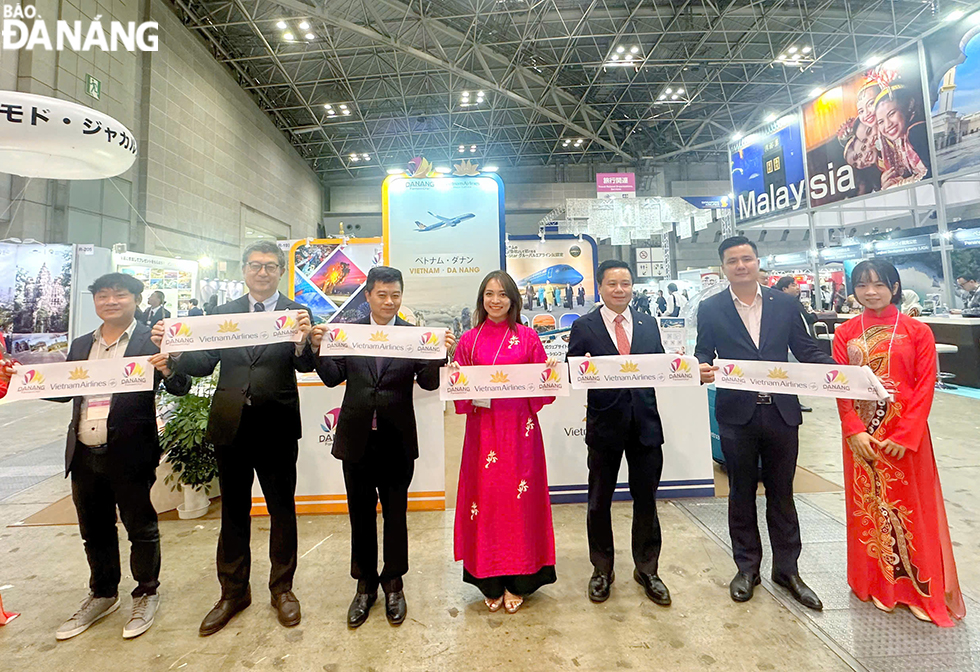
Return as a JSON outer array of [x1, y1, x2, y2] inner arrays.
[[71, 444, 160, 598], [462, 566, 557, 599], [718, 403, 802, 576], [586, 411, 664, 575], [342, 433, 414, 594], [215, 408, 298, 599]]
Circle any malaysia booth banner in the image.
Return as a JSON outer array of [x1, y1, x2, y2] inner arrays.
[[567, 354, 700, 390], [729, 114, 808, 223], [713, 359, 890, 401], [925, 9, 980, 177], [383, 162, 506, 334], [802, 47, 932, 207], [439, 364, 569, 401], [317, 323, 447, 360], [289, 239, 383, 325], [505, 235, 598, 334], [4, 357, 154, 402], [159, 311, 303, 354]]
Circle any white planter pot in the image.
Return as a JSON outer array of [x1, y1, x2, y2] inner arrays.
[[177, 486, 210, 519]]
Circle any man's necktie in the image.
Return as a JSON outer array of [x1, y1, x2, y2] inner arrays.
[[614, 314, 630, 356], [248, 302, 265, 359]]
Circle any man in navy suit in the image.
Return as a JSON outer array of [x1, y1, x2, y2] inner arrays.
[[566, 260, 670, 606], [696, 236, 833, 611]]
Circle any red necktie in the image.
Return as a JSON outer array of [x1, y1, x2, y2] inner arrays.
[[614, 314, 630, 356]]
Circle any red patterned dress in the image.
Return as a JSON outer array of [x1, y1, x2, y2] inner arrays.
[[833, 305, 964, 626]]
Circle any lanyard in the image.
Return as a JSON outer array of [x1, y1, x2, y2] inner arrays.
[[861, 309, 900, 384], [470, 321, 509, 366]]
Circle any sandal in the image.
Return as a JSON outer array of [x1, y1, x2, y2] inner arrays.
[[485, 596, 503, 612], [503, 590, 524, 614], [871, 596, 894, 613], [909, 605, 932, 623]]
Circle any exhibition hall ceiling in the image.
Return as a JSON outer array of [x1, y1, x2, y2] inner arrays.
[[170, 0, 975, 179]]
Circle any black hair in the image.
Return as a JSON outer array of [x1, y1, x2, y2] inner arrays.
[[718, 235, 758, 260], [850, 259, 902, 306], [774, 276, 796, 291], [150, 290, 166, 303], [88, 273, 144, 297], [189, 298, 199, 306], [957, 271, 977, 283], [597, 259, 632, 284], [242, 240, 287, 269], [366, 266, 404, 293], [475, 270, 522, 329], [667, 283, 678, 293]]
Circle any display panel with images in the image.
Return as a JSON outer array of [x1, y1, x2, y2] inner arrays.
[[505, 235, 598, 334], [383, 173, 506, 335], [113, 252, 199, 317], [289, 239, 383, 325], [803, 47, 932, 207], [3, 243, 73, 364], [729, 114, 808, 223], [926, 10, 980, 177]]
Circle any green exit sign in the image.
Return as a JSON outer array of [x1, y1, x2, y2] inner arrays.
[[85, 74, 101, 100]]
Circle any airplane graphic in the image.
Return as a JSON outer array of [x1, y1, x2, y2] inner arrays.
[[519, 264, 585, 287], [415, 211, 476, 232]]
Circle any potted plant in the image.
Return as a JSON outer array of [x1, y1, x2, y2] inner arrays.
[[159, 373, 218, 519]]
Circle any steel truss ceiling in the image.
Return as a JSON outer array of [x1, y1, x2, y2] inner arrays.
[[169, 0, 974, 181]]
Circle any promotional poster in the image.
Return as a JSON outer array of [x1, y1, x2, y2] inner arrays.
[[383, 171, 506, 334], [289, 239, 383, 325], [1, 243, 73, 364], [926, 9, 980, 177], [505, 235, 598, 334], [802, 47, 932, 207], [114, 251, 198, 317], [730, 115, 808, 222]]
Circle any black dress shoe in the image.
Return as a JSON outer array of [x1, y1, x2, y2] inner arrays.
[[347, 590, 377, 629], [772, 572, 823, 611], [729, 572, 761, 603], [588, 569, 614, 603], [272, 591, 301, 627], [199, 588, 252, 636], [385, 590, 407, 626], [633, 570, 671, 606]]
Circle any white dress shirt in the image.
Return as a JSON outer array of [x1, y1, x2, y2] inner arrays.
[[730, 284, 763, 348], [78, 320, 138, 447], [248, 292, 280, 312], [599, 305, 633, 349], [370, 314, 397, 326]]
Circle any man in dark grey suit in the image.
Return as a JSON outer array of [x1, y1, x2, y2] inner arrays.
[[310, 267, 453, 628], [153, 241, 314, 635]]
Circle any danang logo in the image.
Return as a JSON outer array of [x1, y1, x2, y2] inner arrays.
[[327, 328, 348, 343], [823, 369, 850, 392], [120, 361, 146, 387], [17, 368, 46, 393], [577, 359, 600, 383], [539, 367, 563, 391], [417, 331, 442, 354], [719, 363, 745, 384], [447, 370, 470, 394], [669, 357, 694, 381], [272, 314, 297, 338], [167, 322, 193, 346], [318, 407, 341, 444], [2, 4, 159, 52]]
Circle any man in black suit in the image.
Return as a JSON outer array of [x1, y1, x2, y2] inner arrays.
[[566, 260, 670, 606], [187, 299, 205, 317], [10, 273, 192, 641], [310, 267, 454, 628], [154, 241, 315, 635], [142, 291, 170, 328], [696, 236, 834, 611]]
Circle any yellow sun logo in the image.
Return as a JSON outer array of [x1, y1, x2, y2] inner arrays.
[[369, 331, 389, 342], [620, 361, 640, 373], [68, 367, 90, 380], [490, 371, 510, 383], [453, 159, 480, 176], [767, 367, 790, 379], [217, 320, 240, 333]]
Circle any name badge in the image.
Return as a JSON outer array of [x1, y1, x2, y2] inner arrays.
[[86, 396, 111, 420]]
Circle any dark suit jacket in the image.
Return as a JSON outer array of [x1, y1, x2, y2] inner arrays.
[[695, 286, 835, 427], [143, 306, 170, 328], [566, 307, 665, 448], [314, 316, 442, 462], [175, 295, 316, 446], [60, 323, 191, 476]]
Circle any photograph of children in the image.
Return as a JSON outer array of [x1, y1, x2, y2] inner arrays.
[[926, 9, 980, 177], [803, 47, 932, 207]]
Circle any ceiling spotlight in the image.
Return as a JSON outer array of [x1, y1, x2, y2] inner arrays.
[[658, 94, 666, 100], [349, 153, 358, 161], [362, 154, 370, 161], [327, 110, 335, 116], [574, 139, 583, 146], [458, 145, 465, 152], [305, 33, 314, 40], [276, 20, 286, 29], [342, 110, 351, 115], [778, 54, 786, 61], [676, 88, 684, 94], [788, 46, 798, 54], [616, 45, 625, 53], [802, 46, 811, 54], [478, 91, 485, 96], [665, 88, 672, 94], [283, 32, 293, 40], [299, 20, 309, 29], [563, 140, 571, 146], [732, 132, 743, 142], [611, 54, 619, 61], [624, 54, 633, 62], [792, 53, 801, 60], [671, 94, 678, 100], [765, 113, 776, 122], [340, 104, 347, 110], [809, 87, 823, 98], [630, 46, 639, 54], [324, 104, 332, 109], [462, 91, 469, 97]]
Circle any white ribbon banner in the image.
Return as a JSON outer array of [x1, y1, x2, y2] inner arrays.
[[439, 364, 569, 401], [160, 311, 303, 354], [318, 323, 447, 360], [4, 357, 154, 402], [713, 359, 890, 400], [567, 354, 701, 389]]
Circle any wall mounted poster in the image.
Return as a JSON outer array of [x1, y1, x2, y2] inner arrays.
[[1, 243, 73, 364], [113, 252, 199, 318], [288, 239, 383, 325], [802, 47, 932, 207], [926, 9, 980, 177], [729, 114, 807, 223], [505, 235, 598, 334], [383, 171, 506, 336]]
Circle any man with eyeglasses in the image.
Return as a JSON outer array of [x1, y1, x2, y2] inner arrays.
[[153, 241, 315, 636]]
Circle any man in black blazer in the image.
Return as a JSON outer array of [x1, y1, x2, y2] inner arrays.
[[696, 236, 834, 611], [154, 241, 314, 635], [310, 267, 453, 628], [142, 291, 170, 328], [566, 260, 670, 606], [14, 273, 192, 641]]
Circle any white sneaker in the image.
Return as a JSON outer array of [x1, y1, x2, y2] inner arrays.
[[122, 593, 160, 639], [56, 593, 120, 640]]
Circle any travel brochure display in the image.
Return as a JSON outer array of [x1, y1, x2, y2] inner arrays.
[[0, 243, 73, 364], [317, 323, 447, 360], [113, 251, 198, 317], [3, 357, 154, 401], [289, 239, 384, 325], [159, 311, 304, 353]]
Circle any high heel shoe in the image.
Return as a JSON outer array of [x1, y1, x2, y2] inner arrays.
[[908, 605, 932, 623], [871, 596, 894, 613], [485, 597, 503, 612], [503, 591, 524, 614]]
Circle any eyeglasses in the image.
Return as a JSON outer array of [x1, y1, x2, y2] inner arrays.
[[244, 262, 282, 274]]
